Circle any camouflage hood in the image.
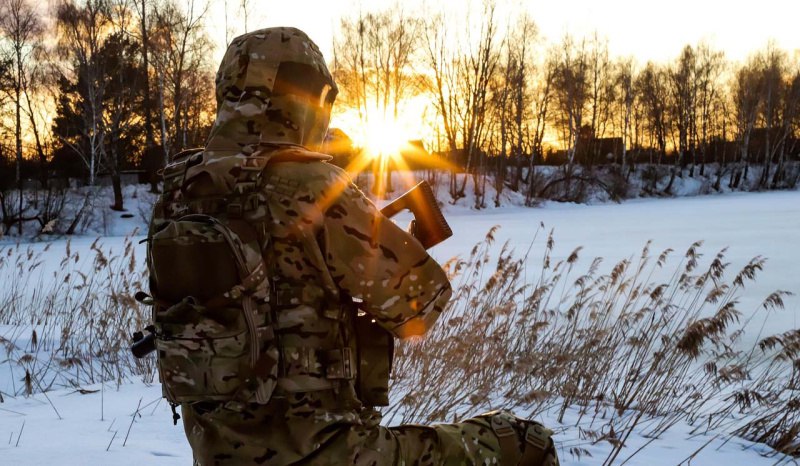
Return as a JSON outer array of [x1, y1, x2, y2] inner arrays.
[[184, 27, 335, 198], [205, 27, 338, 158]]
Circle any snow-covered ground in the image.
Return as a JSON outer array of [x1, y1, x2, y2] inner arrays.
[[1, 189, 799, 465], [0, 378, 787, 466], [432, 190, 800, 349]]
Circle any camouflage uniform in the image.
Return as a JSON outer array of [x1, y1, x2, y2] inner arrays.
[[154, 27, 558, 466]]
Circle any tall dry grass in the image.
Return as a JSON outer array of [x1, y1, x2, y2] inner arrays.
[[0, 236, 154, 397], [389, 226, 798, 461], [0, 228, 796, 463]]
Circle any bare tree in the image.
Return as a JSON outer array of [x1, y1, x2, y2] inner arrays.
[[694, 43, 725, 177], [490, 14, 538, 205], [772, 64, 800, 187], [20, 50, 52, 191], [134, 0, 162, 192], [422, 2, 502, 205], [628, 70, 646, 177], [0, 0, 43, 233], [457, 3, 501, 207], [664, 45, 697, 193], [615, 57, 636, 176], [710, 88, 732, 191], [507, 15, 538, 194], [586, 33, 614, 170], [636, 62, 669, 191], [730, 58, 762, 189], [54, 0, 113, 187], [102, 0, 144, 211], [757, 42, 786, 188], [150, 0, 214, 162], [239, 0, 251, 33], [333, 4, 421, 195], [490, 46, 512, 206], [552, 35, 589, 190], [524, 51, 555, 205]]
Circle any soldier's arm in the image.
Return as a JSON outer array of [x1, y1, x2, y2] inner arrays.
[[319, 172, 452, 339]]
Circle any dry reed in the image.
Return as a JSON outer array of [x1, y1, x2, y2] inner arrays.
[[0, 227, 796, 463]]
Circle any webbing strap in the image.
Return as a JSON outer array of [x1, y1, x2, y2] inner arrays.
[[520, 423, 551, 465], [491, 414, 522, 466], [281, 346, 356, 380], [490, 413, 554, 466]]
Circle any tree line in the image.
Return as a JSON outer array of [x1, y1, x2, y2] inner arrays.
[[332, 3, 800, 206], [0, 0, 214, 234], [1, 0, 799, 231]]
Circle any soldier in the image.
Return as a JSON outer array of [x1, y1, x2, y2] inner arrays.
[[146, 27, 559, 466]]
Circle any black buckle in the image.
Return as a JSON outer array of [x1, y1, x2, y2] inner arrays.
[[324, 347, 355, 380], [227, 203, 243, 218]]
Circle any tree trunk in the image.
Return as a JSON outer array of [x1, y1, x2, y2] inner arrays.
[[140, 0, 160, 193], [15, 57, 23, 235], [158, 70, 170, 164], [664, 152, 680, 195], [111, 173, 124, 211]]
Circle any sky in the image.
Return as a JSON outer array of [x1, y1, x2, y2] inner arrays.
[[202, 0, 800, 146], [208, 0, 800, 65]]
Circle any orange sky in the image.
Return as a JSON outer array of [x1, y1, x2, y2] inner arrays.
[[205, 0, 800, 146]]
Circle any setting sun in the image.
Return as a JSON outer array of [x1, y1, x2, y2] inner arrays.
[[361, 116, 412, 160]]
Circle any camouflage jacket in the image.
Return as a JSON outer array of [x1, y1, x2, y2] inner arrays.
[[263, 145, 452, 399], [155, 143, 452, 412]]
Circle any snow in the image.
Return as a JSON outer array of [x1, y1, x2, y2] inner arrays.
[[0, 380, 787, 466], [0, 382, 191, 465], [1, 188, 799, 465], [431, 190, 800, 349]]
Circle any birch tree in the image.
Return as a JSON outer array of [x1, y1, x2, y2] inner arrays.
[[506, 15, 537, 193], [772, 65, 800, 187], [730, 59, 762, 188], [150, 0, 214, 162], [586, 34, 614, 169], [552, 35, 589, 185], [635, 62, 669, 192], [757, 43, 786, 188], [422, 2, 501, 204], [525, 52, 555, 205], [615, 58, 636, 175], [694, 43, 724, 176], [54, 0, 113, 187], [665, 45, 697, 193]]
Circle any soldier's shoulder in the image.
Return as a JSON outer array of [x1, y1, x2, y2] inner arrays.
[[265, 147, 351, 188], [259, 146, 355, 204]]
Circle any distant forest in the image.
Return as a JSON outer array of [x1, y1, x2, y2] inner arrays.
[[0, 0, 799, 233]]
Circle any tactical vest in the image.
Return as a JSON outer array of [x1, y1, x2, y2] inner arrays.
[[144, 147, 393, 408], [145, 148, 279, 405]]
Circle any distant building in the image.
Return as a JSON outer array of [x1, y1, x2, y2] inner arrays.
[[322, 127, 356, 168], [576, 126, 625, 165]]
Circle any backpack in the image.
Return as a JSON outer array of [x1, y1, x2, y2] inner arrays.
[[143, 148, 279, 406]]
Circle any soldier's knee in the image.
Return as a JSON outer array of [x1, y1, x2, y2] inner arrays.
[[484, 411, 559, 466]]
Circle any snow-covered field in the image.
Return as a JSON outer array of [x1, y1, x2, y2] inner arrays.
[[433, 190, 800, 348], [1, 189, 798, 465]]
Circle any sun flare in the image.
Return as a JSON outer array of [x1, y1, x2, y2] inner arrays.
[[361, 116, 413, 161]]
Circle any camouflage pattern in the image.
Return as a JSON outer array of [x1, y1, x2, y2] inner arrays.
[[205, 27, 337, 158], [184, 403, 559, 465], [151, 26, 559, 466], [147, 214, 278, 404]]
